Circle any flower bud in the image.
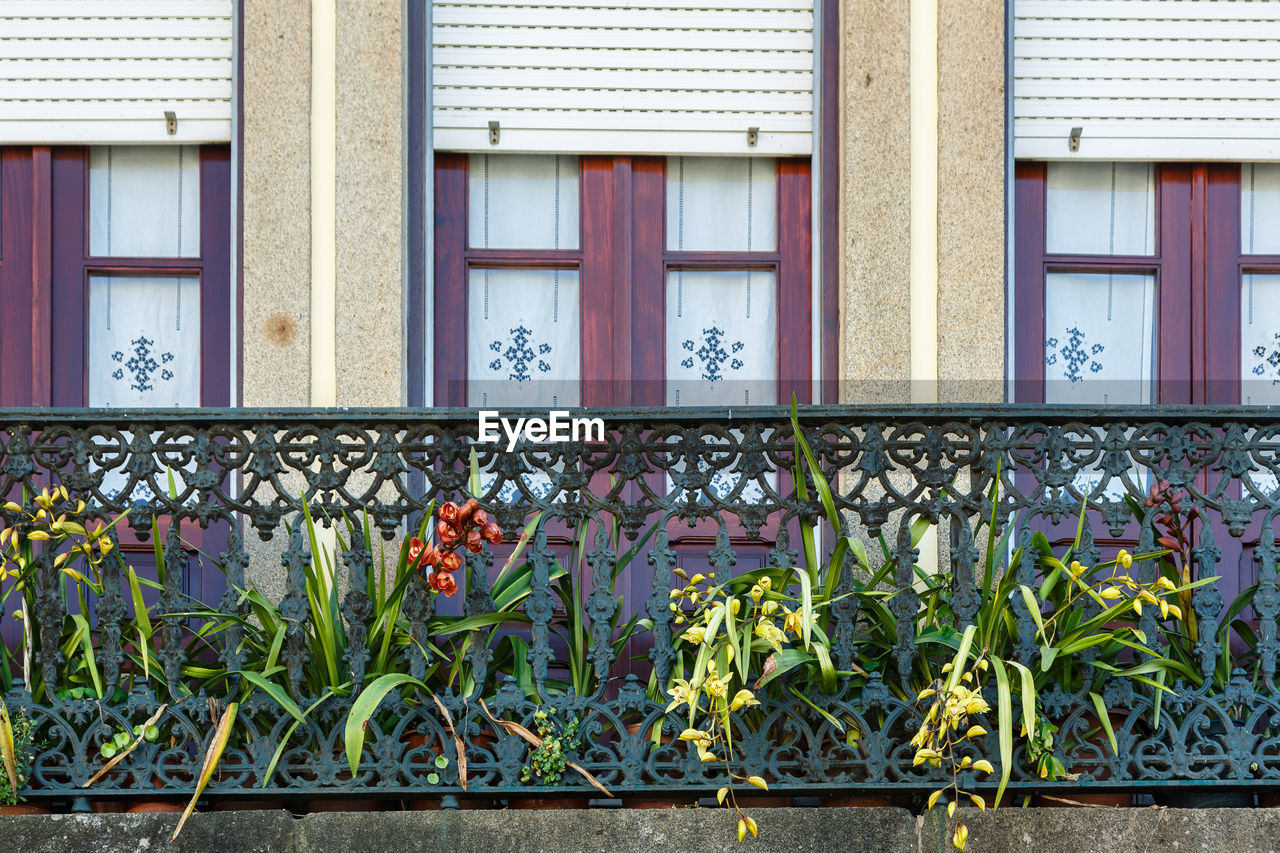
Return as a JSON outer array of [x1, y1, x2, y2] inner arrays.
[[481, 522, 503, 544], [458, 497, 480, 525], [465, 528, 483, 554], [471, 508, 489, 528]]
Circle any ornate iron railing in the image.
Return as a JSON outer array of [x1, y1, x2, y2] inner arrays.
[[3, 406, 1280, 806]]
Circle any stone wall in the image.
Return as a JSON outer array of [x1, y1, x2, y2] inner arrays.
[[6, 806, 1278, 853]]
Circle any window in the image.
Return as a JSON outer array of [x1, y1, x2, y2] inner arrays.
[[0, 144, 232, 606], [1240, 164, 1280, 406], [52, 145, 231, 410], [431, 154, 813, 408], [1014, 161, 1257, 406], [1015, 160, 1280, 598]]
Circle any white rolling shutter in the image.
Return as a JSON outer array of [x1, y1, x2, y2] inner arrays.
[[432, 0, 814, 155], [1015, 0, 1280, 160], [0, 0, 233, 144]]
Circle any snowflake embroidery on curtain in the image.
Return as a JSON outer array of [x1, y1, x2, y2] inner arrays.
[[110, 336, 176, 393], [680, 327, 745, 382], [1251, 334, 1280, 385], [1045, 327, 1105, 383], [488, 325, 552, 383]]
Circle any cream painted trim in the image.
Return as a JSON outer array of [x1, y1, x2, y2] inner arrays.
[[909, 0, 938, 407], [910, 0, 939, 574], [310, 0, 338, 406]]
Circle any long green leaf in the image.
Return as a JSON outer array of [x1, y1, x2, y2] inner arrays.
[[70, 614, 103, 699], [990, 657, 1014, 810], [125, 567, 154, 683], [1008, 661, 1037, 750], [1089, 691, 1118, 755], [239, 671, 306, 722], [944, 625, 977, 692], [261, 690, 339, 787], [345, 673, 427, 774]]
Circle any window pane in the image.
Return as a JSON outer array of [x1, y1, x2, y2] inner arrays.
[[89, 146, 200, 258], [468, 154, 579, 250], [666, 269, 776, 406], [1044, 272, 1155, 404], [1242, 164, 1280, 256], [666, 157, 776, 252], [1045, 162, 1154, 256], [89, 276, 200, 407], [467, 267, 580, 407], [1243, 274, 1280, 405]]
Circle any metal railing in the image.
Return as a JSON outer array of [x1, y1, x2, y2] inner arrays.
[[3, 406, 1279, 804]]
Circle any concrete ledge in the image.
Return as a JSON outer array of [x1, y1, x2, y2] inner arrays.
[[4, 806, 1280, 853], [921, 806, 1280, 853], [0, 809, 298, 853]]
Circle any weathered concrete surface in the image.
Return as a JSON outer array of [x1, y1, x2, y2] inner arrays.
[[0, 809, 297, 853], [295, 806, 920, 853], [920, 806, 1280, 853], [7, 807, 1280, 853]]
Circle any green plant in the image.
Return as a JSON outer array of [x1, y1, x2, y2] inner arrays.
[[519, 706, 582, 785], [911, 629, 995, 852], [0, 485, 127, 701], [0, 701, 36, 806], [98, 719, 159, 761], [1126, 480, 1260, 696]]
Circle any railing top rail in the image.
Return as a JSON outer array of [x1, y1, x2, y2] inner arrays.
[[0, 403, 1279, 425]]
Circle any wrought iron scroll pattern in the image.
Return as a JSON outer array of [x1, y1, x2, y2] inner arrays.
[[2, 407, 1280, 797]]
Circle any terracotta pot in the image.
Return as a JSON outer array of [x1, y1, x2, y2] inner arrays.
[[208, 799, 288, 811], [822, 792, 893, 808], [126, 775, 186, 813], [408, 797, 495, 811], [307, 798, 384, 813], [619, 795, 696, 810], [507, 797, 592, 810], [90, 800, 125, 814], [126, 800, 183, 814], [0, 803, 51, 816]]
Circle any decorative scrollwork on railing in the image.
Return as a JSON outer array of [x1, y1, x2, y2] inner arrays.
[[1, 406, 1280, 800]]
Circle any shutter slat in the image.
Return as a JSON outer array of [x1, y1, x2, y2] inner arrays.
[[432, 6, 810, 29], [0, 0, 229, 16], [1019, 79, 1280, 101], [433, 0, 814, 155], [1014, 0, 1280, 159], [436, 88, 810, 112], [0, 57, 232, 79], [434, 45, 815, 72], [1017, 0, 1280, 22], [0, 79, 234, 100], [3, 18, 231, 38], [1017, 58, 1280, 82], [0, 0, 232, 143], [1016, 19, 1280, 40], [436, 67, 813, 91], [433, 25, 810, 51], [436, 0, 812, 10]]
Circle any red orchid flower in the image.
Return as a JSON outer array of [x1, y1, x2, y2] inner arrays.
[[481, 522, 503, 544], [437, 519, 460, 545], [439, 549, 462, 573]]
